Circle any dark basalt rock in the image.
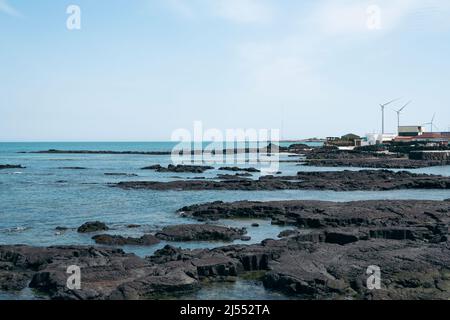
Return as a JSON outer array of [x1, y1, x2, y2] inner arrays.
[[0, 164, 25, 170], [26, 149, 172, 155], [155, 224, 247, 242], [92, 234, 160, 246], [262, 239, 450, 299], [216, 173, 252, 180], [126, 224, 141, 228], [178, 200, 450, 243], [1, 233, 450, 300], [304, 158, 450, 169], [59, 167, 87, 170], [219, 167, 260, 173], [77, 221, 109, 233], [141, 164, 214, 173], [115, 170, 450, 191]]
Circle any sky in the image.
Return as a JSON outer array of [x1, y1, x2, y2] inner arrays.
[[1, 0, 450, 141]]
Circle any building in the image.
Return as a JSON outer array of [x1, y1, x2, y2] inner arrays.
[[393, 132, 450, 146], [398, 126, 425, 137], [366, 133, 397, 145]]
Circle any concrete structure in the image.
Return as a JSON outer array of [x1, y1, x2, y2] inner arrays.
[[394, 132, 450, 146], [398, 126, 425, 137], [366, 133, 397, 145]]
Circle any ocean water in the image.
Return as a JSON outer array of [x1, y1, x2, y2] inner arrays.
[[1, 142, 450, 300]]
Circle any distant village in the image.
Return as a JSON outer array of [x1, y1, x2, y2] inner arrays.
[[294, 99, 450, 161], [325, 127, 450, 149]]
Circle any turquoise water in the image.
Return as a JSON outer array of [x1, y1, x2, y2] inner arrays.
[[1, 142, 450, 300]]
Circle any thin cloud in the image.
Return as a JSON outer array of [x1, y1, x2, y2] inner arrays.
[[212, 0, 273, 24], [310, 0, 450, 35], [165, 0, 195, 19], [164, 0, 274, 24], [0, 0, 22, 17]]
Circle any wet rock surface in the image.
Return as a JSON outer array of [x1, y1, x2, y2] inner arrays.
[[141, 164, 214, 173], [77, 221, 109, 233], [1, 236, 449, 299], [178, 200, 450, 240], [155, 224, 247, 242], [219, 167, 260, 173], [115, 170, 450, 191], [92, 234, 160, 246], [2, 199, 450, 299]]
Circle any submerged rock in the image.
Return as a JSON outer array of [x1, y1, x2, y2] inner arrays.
[[141, 164, 214, 173], [104, 173, 138, 177], [77, 221, 109, 233], [0, 164, 25, 170]]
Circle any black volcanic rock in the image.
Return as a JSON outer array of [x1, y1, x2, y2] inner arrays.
[[2, 231, 450, 299], [0, 164, 25, 170], [304, 158, 450, 169], [92, 234, 160, 246], [59, 167, 87, 170], [155, 224, 246, 242], [141, 164, 214, 173], [77, 221, 109, 233], [26, 149, 172, 155], [219, 167, 260, 173], [178, 199, 450, 243], [114, 170, 450, 191]]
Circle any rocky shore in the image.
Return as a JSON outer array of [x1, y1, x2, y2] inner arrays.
[[114, 170, 450, 191], [303, 158, 450, 169], [141, 164, 214, 173], [302, 148, 450, 169], [1, 199, 449, 300]]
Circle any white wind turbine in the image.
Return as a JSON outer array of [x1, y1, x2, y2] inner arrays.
[[394, 100, 412, 131], [422, 113, 439, 133], [380, 98, 401, 134]]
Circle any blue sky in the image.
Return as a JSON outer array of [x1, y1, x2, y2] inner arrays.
[[1, 0, 450, 141]]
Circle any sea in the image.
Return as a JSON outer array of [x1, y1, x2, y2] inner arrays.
[[1, 141, 450, 300]]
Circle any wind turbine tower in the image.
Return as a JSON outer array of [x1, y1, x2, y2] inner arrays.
[[380, 98, 400, 134], [423, 113, 437, 133], [395, 100, 412, 132]]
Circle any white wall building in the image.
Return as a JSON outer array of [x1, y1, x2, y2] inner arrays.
[[365, 133, 397, 145]]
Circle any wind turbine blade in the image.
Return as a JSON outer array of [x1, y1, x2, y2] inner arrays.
[[382, 97, 402, 107], [398, 100, 412, 112], [432, 113, 436, 123]]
